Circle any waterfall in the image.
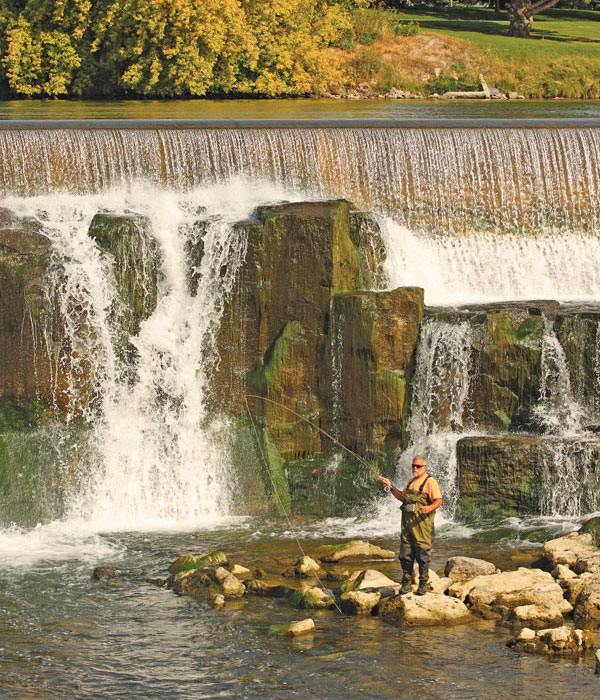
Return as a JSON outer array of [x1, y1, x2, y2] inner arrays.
[[533, 317, 588, 436], [3, 182, 295, 529], [0, 126, 599, 235], [398, 320, 474, 515]]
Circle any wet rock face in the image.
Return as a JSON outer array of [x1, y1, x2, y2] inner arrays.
[[212, 201, 422, 514], [457, 436, 600, 519], [88, 212, 159, 346], [0, 209, 68, 411]]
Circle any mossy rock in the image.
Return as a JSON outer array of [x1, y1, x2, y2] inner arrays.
[[289, 586, 336, 610], [168, 550, 228, 574], [580, 516, 600, 546]]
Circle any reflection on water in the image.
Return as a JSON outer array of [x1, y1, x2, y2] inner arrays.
[[0, 522, 599, 699], [0, 98, 599, 121]]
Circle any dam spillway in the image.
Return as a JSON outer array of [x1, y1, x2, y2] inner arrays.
[[0, 119, 599, 236], [1, 118, 600, 529]]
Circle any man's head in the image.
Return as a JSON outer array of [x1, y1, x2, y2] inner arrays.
[[411, 456, 427, 476]]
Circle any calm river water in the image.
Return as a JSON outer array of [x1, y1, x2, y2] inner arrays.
[[0, 98, 599, 121], [1, 518, 599, 700]]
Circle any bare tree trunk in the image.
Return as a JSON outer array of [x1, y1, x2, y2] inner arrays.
[[507, 0, 532, 37]]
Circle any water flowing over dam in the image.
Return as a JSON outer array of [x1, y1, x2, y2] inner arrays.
[[1, 119, 600, 532]]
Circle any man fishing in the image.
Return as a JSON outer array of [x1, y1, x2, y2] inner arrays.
[[379, 456, 443, 596]]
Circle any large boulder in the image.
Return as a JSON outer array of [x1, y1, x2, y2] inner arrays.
[[319, 540, 396, 563], [0, 208, 75, 413], [580, 516, 600, 546], [449, 568, 565, 614], [379, 592, 470, 627], [168, 550, 228, 574], [88, 212, 158, 341], [169, 565, 245, 599]]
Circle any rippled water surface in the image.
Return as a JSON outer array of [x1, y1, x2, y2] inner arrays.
[[1, 520, 599, 700]]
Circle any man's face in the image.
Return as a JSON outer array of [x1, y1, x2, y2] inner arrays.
[[411, 459, 427, 476]]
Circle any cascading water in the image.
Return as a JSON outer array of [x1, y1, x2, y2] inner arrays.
[[3, 181, 303, 532], [1, 126, 599, 235], [2, 123, 600, 541], [534, 317, 588, 436]]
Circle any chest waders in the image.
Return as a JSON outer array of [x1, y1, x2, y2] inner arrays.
[[399, 475, 435, 595]]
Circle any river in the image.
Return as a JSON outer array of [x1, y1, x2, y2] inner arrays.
[[1, 105, 600, 698]]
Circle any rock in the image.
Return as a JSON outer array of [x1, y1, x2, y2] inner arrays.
[[283, 555, 326, 579], [213, 200, 421, 515], [379, 593, 471, 627], [340, 590, 381, 615], [575, 552, 600, 575], [508, 92, 519, 99], [146, 577, 167, 587], [284, 619, 315, 637], [596, 648, 600, 674], [213, 567, 246, 598], [88, 212, 158, 346], [574, 583, 600, 619], [168, 550, 228, 574], [508, 626, 593, 655], [169, 565, 244, 599], [212, 594, 225, 607], [289, 586, 336, 610], [341, 569, 400, 594], [229, 564, 252, 579], [580, 516, 600, 546], [545, 532, 598, 569], [92, 567, 128, 580], [450, 568, 565, 614], [445, 556, 497, 581], [324, 569, 349, 582], [551, 564, 577, 580], [508, 603, 566, 627], [319, 540, 396, 563], [244, 579, 294, 598]]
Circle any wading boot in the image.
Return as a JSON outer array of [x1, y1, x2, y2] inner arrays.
[[400, 573, 413, 595], [415, 577, 428, 596]]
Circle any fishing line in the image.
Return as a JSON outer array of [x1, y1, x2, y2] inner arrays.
[[244, 394, 350, 615]]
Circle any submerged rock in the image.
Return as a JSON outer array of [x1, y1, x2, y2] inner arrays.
[[244, 579, 294, 598], [168, 550, 228, 574], [289, 586, 336, 610], [507, 626, 593, 655], [284, 619, 316, 637], [319, 540, 396, 563], [379, 593, 470, 627], [92, 567, 128, 580], [169, 565, 244, 599]]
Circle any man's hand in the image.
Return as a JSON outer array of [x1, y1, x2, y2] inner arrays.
[[379, 475, 392, 488]]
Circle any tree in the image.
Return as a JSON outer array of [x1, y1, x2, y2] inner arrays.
[[506, 0, 560, 38]]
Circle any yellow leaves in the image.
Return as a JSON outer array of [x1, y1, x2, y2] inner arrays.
[[0, 0, 353, 97]]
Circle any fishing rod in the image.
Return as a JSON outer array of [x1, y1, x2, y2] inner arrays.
[[243, 393, 395, 616], [244, 394, 374, 471]]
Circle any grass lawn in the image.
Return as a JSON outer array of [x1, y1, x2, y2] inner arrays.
[[345, 6, 600, 97], [400, 7, 600, 59]]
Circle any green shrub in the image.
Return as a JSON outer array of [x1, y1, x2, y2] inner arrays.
[[349, 46, 383, 81]]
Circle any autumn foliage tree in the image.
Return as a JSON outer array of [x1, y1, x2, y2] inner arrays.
[[0, 0, 355, 97]]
